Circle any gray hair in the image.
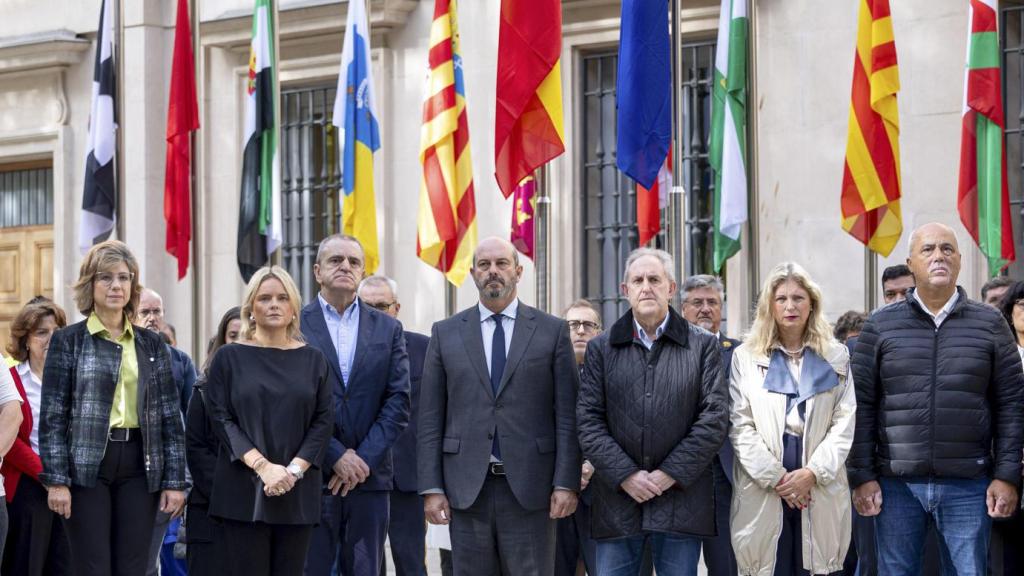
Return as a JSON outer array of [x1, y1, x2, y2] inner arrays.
[[358, 274, 398, 298], [907, 223, 961, 255], [316, 234, 364, 264], [680, 274, 724, 302], [622, 247, 676, 284]]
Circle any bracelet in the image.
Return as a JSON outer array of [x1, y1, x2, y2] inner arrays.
[[251, 457, 268, 472]]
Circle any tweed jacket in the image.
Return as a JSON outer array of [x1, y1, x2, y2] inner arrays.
[[39, 319, 187, 492]]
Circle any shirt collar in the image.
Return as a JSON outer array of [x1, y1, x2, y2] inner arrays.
[[319, 293, 360, 319], [633, 313, 670, 342], [16, 361, 31, 380], [912, 288, 959, 320], [479, 299, 519, 323], [87, 312, 134, 339]]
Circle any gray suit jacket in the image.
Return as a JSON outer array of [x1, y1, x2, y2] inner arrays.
[[417, 301, 581, 511]]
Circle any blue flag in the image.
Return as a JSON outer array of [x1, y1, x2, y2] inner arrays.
[[615, 0, 671, 189]]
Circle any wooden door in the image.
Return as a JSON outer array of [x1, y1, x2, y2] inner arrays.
[[0, 225, 54, 355]]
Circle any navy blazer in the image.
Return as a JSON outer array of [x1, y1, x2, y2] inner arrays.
[[300, 298, 411, 492], [717, 333, 740, 485], [391, 331, 429, 493]]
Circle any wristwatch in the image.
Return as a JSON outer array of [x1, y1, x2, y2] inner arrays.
[[286, 463, 304, 480]]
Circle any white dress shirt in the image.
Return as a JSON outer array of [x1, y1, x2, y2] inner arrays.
[[912, 289, 959, 327], [16, 362, 41, 454], [479, 300, 518, 375]]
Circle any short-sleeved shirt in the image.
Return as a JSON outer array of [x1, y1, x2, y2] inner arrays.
[[0, 367, 24, 497]]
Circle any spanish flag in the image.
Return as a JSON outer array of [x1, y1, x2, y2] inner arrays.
[[417, 0, 477, 286], [840, 0, 902, 257], [494, 0, 565, 198]]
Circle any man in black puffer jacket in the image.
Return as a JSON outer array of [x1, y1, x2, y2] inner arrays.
[[849, 222, 1024, 576]]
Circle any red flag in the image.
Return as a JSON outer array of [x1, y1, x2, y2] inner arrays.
[[510, 176, 536, 260], [164, 0, 199, 279], [637, 148, 671, 245]]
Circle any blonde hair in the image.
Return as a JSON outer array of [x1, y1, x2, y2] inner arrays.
[[72, 240, 142, 319], [745, 262, 835, 358], [240, 266, 304, 342]]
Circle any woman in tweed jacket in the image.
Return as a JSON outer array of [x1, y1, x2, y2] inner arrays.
[[39, 240, 187, 576]]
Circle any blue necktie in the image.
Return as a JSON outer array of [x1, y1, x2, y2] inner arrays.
[[490, 314, 506, 460]]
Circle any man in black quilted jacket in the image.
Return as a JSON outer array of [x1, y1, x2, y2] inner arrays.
[[849, 222, 1024, 576]]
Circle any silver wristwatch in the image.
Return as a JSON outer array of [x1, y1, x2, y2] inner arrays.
[[286, 463, 304, 480]]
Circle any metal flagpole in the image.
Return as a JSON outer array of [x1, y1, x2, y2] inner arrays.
[[190, 0, 203, 361], [668, 0, 685, 307], [116, 0, 125, 240], [535, 168, 550, 313], [865, 248, 878, 311]]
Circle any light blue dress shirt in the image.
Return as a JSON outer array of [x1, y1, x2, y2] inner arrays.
[[319, 293, 361, 385], [634, 313, 669, 350], [479, 300, 518, 375]]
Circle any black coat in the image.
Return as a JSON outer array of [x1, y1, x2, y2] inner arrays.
[[848, 287, 1024, 487], [577, 307, 728, 540], [392, 331, 429, 493]]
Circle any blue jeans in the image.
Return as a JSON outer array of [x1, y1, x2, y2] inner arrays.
[[875, 477, 991, 576], [596, 532, 701, 576]]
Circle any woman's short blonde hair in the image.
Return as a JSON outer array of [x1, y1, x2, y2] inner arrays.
[[745, 261, 836, 358], [72, 240, 142, 319], [240, 265, 304, 342]]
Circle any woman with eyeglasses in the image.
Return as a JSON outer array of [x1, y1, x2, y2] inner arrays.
[[39, 240, 187, 576], [2, 299, 70, 576]]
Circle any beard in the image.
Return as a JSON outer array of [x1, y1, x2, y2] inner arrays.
[[476, 274, 513, 301]]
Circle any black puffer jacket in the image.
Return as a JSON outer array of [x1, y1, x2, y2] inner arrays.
[[577, 307, 728, 540], [848, 287, 1024, 487]]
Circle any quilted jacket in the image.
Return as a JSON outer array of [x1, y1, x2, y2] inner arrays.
[[39, 319, 187, 492], [577, 307, 728, 539]]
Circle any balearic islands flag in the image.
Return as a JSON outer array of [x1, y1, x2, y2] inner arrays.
[[417, 0, 477, 286], [79, 0, 118, 251], [236, 0, 282, 282], [164, 0, 199, 280], [709, 0, 748, 272], [958, 0, 1015, 274], [840, 0, 902, 257], [335, 0, 381, 274], [494, 0, 565, 198]]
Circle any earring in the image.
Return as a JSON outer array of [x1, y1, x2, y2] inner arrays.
[[249, 315, 255, 321]]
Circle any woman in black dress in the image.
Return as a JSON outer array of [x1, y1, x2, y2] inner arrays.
[[205, 267, 332, 576]]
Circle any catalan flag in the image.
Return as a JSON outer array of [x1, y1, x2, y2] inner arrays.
[[494, 0, 565, 198], [417, 0, 477, 286], [840, 0, 902, 257], [334, 0, 380, 273], [958, 0, 1014, 275]]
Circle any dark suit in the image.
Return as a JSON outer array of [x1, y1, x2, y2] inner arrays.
[[385, 332, 429, 576], [302, 298, 411, 576], [700, 333, 739, 576], [418, 301, 581, 576]]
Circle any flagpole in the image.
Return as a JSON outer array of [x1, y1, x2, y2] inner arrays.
[[115, 0, 125, 240], [535, 168, 550, 313], [271, 0, 282, 266], [668, 0, 685, 306], [190, 0, 202, 360], [864, 248, 878, 311]]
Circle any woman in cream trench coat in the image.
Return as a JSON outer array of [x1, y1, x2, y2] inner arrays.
[[728, 262, 857, 576]]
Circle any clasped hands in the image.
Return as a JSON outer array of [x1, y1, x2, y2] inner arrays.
[[775, 468, 816, 510], [327, 448, 370, 497], [256, 459, 296, 498], [620, 470, 676, 503]]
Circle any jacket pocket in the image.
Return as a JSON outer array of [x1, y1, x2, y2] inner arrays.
[[442, 437, 461, 454], [536, 437, 555, 454]]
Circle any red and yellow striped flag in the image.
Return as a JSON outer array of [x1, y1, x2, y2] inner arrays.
[[494, 0, 565, 198], [417, 0, 477, 286], [840, 0, 902, 256]]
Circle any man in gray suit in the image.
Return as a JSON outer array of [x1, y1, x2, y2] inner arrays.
[[418, 237, 581, 576]]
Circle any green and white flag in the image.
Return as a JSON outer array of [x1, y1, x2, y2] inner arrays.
[[709, 0, 749, 273], [237, 0, 281, 282]]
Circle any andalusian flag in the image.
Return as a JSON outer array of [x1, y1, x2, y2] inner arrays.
[[335, 0, 380, 273], [840, 0, 902, 257], [709, 0, 748, 272], [236, 0, 281, 282], [958, 0, 1015, 275], [494, 0, 565, 198], [417, 0, 477, 286]]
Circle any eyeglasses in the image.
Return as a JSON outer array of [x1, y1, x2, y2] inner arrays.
[[367, 301, 395, 312], [95, 272, 135, 287], [568, 320, 600, 333], [684, 298, 721, 309]]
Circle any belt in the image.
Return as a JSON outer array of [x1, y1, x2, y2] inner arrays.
[[488, 462, 506, 476], [108, 427, 140, 442]]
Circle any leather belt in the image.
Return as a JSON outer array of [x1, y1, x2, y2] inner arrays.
[[488, 462, 506, 476], [108, 427, 140, 442]]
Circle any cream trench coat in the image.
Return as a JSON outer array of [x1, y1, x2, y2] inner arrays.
[[728, 341, 856, 576]]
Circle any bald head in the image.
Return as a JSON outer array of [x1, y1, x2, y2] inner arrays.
[[137, 288, 165, 331], [908, 222, 959, 255], [473, 237, 519, 268]]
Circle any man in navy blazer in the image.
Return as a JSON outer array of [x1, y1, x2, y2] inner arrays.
[[358, 275, 430, 576], [302, 235, 411, 576]]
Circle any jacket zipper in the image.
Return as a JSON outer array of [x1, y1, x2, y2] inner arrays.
[[931, 323, 939, 475]]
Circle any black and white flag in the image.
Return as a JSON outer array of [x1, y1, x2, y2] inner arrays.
[[80, 0, 117, 251]]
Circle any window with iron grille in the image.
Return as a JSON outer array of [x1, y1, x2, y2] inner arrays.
[[280, 86, 342, 304], [1002, 4, 1024, 279], [579, 40, 717, 325], [0, 162, 53, 228]]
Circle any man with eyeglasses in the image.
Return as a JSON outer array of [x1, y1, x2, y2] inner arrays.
[[679, 275, 737, 576], [135, 287, 196, 576], [302, 234, 410, 576], [357, 275, 430, 576]]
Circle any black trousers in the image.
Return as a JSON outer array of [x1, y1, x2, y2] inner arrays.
[[3, 474, 71, 576], [220, 518, 313, 576], [64, 437, 160, 576], [384, 490, 427, 576], [184, 503, 227, 576]]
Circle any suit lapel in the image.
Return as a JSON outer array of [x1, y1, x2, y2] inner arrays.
[[498, 303, 536, 395], [459, 307, 494, 398], [347, 303, 374, 387], [304, 303, 345, 386]]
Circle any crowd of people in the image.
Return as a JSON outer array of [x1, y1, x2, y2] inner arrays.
[[0, 220, 1021, 576]]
